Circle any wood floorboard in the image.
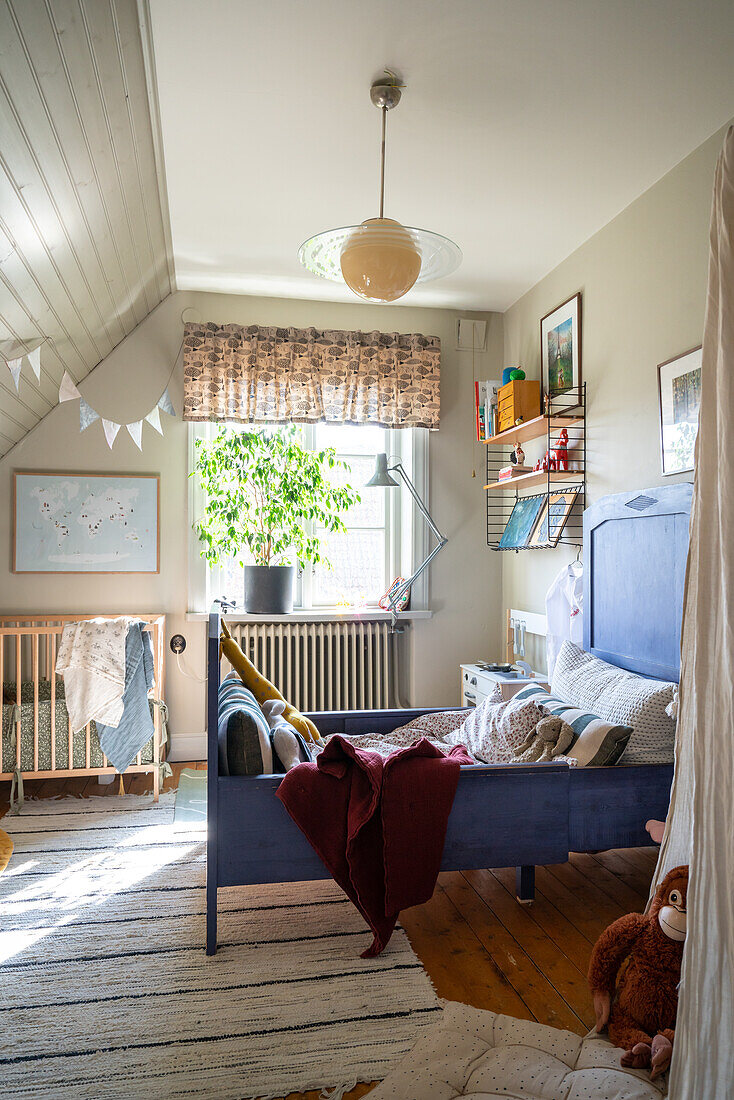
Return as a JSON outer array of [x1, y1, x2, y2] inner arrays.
[[0, 767, 658, 1100]]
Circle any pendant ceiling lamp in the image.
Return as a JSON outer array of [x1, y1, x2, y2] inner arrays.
[[298, 71, 462, 303]]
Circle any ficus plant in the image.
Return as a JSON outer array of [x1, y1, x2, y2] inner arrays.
[[192, 426, 360, 571]]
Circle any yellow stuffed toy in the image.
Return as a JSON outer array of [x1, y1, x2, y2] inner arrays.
[[220, 620, 321, 745]]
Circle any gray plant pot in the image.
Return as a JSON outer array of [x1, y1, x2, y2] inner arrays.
[[243, 565, 295, 615]]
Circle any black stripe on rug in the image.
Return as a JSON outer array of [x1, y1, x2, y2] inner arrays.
[[0, 962, 423, 1013], [0, 1005, 441, 1066], [0, 927, 371, 969]]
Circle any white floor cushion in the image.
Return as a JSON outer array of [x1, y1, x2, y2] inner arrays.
[[369, 1002, 668, 1099]]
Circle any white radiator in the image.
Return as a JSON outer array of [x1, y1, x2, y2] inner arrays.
[[227, 620, 393, 712]]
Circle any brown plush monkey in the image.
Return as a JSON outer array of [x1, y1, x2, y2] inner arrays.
[[588, 865, 688, 1080]]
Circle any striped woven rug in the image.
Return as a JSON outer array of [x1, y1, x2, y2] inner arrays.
[[0, 793, 440, 1099]]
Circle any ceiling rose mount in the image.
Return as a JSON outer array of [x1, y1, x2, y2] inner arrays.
[[298, 70, 461, 304]]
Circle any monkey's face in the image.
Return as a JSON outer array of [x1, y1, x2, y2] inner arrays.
[[655, 869, 688, 942]]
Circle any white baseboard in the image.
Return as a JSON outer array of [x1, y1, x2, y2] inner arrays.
[[168, 733, 206, 762]]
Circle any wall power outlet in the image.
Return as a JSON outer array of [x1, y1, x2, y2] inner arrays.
[[170, 634, 186, 654]]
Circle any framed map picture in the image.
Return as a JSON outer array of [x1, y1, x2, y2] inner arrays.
[[541, 293, 582, 399], [528, 489, 579, 548], [13, 472, 160, 573], [657, 346, 702, 475]]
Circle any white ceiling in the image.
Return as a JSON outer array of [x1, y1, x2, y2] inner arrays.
[[148, 0, 734, 312], [0, 0, 172, 459]]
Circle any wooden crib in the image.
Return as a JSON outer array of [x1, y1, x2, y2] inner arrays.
[[0, 614, 167, 800]]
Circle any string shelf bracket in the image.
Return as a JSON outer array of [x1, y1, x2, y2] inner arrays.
[[484, 383, 587, 552]]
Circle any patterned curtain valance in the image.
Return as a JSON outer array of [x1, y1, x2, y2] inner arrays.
[[182, 323, 441, 429]]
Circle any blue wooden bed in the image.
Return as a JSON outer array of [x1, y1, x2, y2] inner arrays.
[[205, 484, 691, 954]]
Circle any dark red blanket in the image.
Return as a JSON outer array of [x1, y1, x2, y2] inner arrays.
[[276, 735, 472, 956]]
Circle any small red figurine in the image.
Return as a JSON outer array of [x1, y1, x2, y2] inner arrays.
[[554, 428, 569, 471]]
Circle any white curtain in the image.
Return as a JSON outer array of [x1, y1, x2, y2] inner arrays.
[[654, 125, 734, 1098]]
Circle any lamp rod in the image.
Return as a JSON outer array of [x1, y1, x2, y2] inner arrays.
[[379, 106, 386, 218], [388, 461, 445, 545]]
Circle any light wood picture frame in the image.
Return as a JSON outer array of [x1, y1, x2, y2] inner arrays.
[[13, 471, 160, 574], [528, 488, 579, 548], [657, 346, 702, 476], [541, 292, 582, 400]]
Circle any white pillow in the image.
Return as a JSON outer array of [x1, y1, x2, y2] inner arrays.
[[445, 690, 547, 765], [551, 641, 676, 765]]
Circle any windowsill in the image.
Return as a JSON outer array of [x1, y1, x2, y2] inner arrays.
[[185, 608, 433, 623]]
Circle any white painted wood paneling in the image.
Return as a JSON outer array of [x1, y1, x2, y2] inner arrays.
[[0, 0, 172, 459]]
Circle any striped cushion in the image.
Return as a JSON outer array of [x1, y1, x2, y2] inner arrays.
[[510, 684, 632, 766], [218, 677, 273, 775]]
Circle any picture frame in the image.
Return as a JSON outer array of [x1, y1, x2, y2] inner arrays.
[[540, 292, 582, 400], [528, 488, 580, 548], [13, 471, 160, 574], [498, 493, 546, 550], [657, 346, 702, 476]]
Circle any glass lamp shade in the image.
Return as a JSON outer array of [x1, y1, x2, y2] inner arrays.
[[340, 218, 421, 303], [298, 222, 461, 303]]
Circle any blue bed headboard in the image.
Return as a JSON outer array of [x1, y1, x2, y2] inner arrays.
[[583, 483, 693, 683]]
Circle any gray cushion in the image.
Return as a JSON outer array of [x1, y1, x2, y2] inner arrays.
[[217, 677, 273, 775], [551, 641, 676, 765]]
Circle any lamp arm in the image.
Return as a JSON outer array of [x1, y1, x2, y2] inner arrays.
[[385, 461, 448, 617], [388, 462, 446, 544]]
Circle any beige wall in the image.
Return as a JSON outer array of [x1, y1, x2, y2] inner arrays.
[[1, 290, 503, 756], [501, 126, 726, 673]]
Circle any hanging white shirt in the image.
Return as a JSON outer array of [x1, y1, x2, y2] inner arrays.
[[545, 561, 583, 681]]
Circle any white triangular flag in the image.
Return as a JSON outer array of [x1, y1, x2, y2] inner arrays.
[[102, 419, 120, 448], [27, 345, 41, 380], [6, 357, 22, 390], [127, 420, 143, 449], [79, 399, 100, 432], [158, 387, 175, 417], [59, 371, 81, 402], [145, 404, 163, 434]]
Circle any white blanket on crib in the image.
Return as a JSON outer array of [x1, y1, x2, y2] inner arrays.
[[55, 618, 131, 733]]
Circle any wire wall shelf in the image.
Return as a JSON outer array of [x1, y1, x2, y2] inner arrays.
[[485, 384, 586, 552]]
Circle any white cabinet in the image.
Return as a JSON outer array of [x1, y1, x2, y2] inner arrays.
[[460, 663, 548, 707]]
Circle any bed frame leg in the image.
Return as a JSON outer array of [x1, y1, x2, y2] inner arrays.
[[516, 865, 535, 904], [206, 882, 217, 955]]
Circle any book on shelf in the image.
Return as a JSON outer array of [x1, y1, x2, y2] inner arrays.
[[475, 379, 502, 441], [498, 464, 533, 481]]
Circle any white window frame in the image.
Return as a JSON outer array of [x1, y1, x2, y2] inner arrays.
[[187, 422, 430, 614]]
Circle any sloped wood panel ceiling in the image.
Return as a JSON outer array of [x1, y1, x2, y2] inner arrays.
[[0, 0, 173, 458]]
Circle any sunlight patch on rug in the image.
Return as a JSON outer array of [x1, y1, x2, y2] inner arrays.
[[0, 793, 440, 1099]]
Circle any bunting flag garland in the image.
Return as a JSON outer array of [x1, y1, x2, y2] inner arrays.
[[145, 405, 163, 434], [158, 387, 175, 417], [7, 357, 22, 391], [27, 345, 41, 381], [59, 371, 82, 402], [3, 341, 45, 388], [102, 419, 121, 448], [127, 421, 143, 450], [79, 399, 100, 432], [57, 370, 176, 450]]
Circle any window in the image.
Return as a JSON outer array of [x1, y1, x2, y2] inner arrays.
[[189, 422, 428, 613]]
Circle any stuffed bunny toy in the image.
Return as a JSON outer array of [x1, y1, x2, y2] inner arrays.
[[512, 714, 575, 762]]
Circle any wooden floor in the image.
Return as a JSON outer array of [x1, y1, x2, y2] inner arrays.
[[0, 763, 658, 1100]]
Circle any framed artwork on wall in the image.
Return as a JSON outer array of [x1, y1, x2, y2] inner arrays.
[[540, 293, 582, 400], [528, 488, 580, 548], [13, 472, 160, 574], [498, 494, 546, 550], [657, 346, 702, 476]]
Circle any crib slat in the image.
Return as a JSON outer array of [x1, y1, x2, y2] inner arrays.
[[16, 630, 22, 769], [68, 712, 73, 771], [50, 632, 57, 771], [85, 724, 91, 769], [33, 634, 39, 771], [0, 634, 4, 774]]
